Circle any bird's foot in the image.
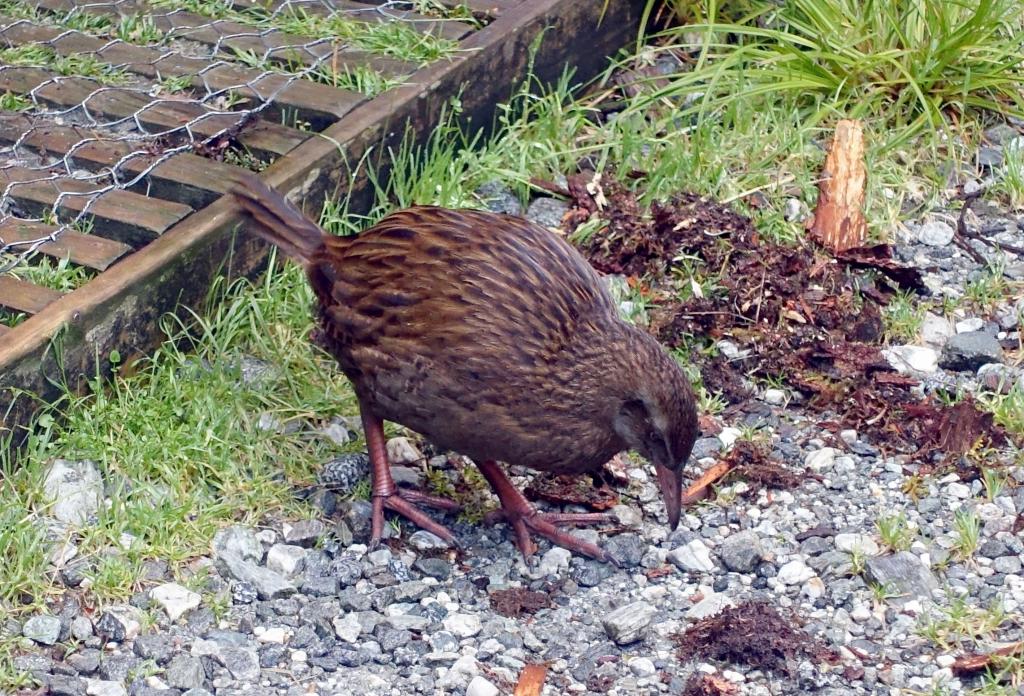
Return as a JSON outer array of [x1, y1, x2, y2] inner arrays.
[[475, 460, 613, 563], [484, 506, 612, 562], [370, 488, 460, 547]]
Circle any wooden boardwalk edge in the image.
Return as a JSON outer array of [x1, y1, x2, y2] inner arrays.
[[0, 0, 642, 444]]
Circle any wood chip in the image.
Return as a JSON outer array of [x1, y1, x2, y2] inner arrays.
[[514, 663, 548, 696], [809, 119, 867, 253]]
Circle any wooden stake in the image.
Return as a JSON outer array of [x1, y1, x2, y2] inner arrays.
[[514, 663, 549, 696], [809, 119, 867, 253]]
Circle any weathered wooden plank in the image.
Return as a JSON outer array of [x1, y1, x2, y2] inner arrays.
[[355, 0, 520, 19], [0, 66, 307, 160], [0, 166, 193, 248], [228, 0, 475, 41], [31, 0, 423, 74], [0, 0, 642, 456], [0, 218, 131, 271], [0, 112, 240, 210], [0, 19, 369, 130], [0, 275, 65, 314]]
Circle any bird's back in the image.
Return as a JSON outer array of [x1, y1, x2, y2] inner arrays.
[[309, 206, 626, 470]]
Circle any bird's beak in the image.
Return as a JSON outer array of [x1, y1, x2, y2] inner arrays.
[[654, 463, 682, 531]]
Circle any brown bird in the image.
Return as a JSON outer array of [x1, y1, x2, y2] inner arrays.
[[230, 174, 697, 562]]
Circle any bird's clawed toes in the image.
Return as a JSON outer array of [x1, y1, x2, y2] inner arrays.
[[369, 489, 459, 548]]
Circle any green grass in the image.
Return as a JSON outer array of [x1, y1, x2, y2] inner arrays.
[[994, 141, 1024, 210], [0, 44, 133, 85], [0, 91, 32, 112], [950, 508, 981, 560], [646, 0, 1024, 149], [882, 290, 927, 342], [876, 512, 915, 551], [1, 255, 94, 293]]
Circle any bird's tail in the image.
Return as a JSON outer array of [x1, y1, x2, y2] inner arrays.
[[230, 173, 324, 262]]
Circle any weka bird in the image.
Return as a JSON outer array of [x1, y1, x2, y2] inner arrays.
[[231, 174, 697, 562]]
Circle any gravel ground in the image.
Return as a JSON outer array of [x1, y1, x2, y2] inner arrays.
[[7, 134, 1024, 695]]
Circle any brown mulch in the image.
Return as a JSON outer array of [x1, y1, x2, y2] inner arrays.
[[551, 171, 1010, 469], [489, 588, 552, 618], [681, 674, 739, 696], [674, 601, 837, 677], [524, 472, 620, 510]]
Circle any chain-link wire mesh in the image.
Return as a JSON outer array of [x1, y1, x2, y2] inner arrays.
[[0, 0, 476, 314]]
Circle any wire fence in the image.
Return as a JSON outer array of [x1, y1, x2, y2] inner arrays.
[[0, 0, 472, 291]]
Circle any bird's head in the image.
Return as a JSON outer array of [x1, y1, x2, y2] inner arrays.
[[612, 335, 698, 530]]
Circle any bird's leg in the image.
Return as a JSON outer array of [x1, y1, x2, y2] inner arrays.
[[475, 460, 612, 563], [360, 404, 460, 546]]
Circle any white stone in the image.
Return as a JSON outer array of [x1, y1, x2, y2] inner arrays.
[[43, 459, 103, 526], [333, 614, 362, 643], [629, 657, 657, 677], [955, 317, 984, 333], [835, 533, 880, 556], [257, 627, 288, 643], [85, 680, 127, 696], [443, 613, 482, 638], [763, 388, 786, 405], [917, 221, 954, 246], [49, 540, 78, 567], [668, 539, 716, 573], [804, 448, 836, 472], [718, 427, 742, 448], [801, 577, 826, 599], [686, 592, 735, 620], [921, 312, 954, 347], [602, 601, 656, 645], [386, 436, 423, 465], [839, 429, 858, 445], [777, 560, 814, 585], [883, 345, 938, 373], [150, 583, 201, 622], [266, 544, 306, 576], [537, 547, 572, 576], [466, 676, 499, 696], [945, 482, 971, 499], [290, 649, 307, 662]]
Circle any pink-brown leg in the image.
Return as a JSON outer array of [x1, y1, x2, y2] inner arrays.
[[475, 460, 613, 563], [360, 404, 459, 546]]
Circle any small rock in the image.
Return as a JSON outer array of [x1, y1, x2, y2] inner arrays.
[[777, 560, 814, 585], [537, 547, 572, 576], [22, 615, 61, 645], [220, 647, 260, 680], [955, 317, 984, 333], [602, 601, 656, 645], [835, 533, 880, 556], [805, 447, 837, 472], [466, 675, 500, 696], [783, 198, 807, 222], [43, 459, 103, 526], [525, 197, 570, 230], [281, 519, 326, 547], [610, 504, 643, 529], [216, 552, 296, 600], [413, 557, 451, 580], [717, 530, 765, 573], [864, 552, 938, 603], [408, 530, 450, 552], [266, 544, 307, 576], [802, 576, 826, 599], [718, 427, 742, 448], [945, 482, 971, 499], [917, 221, 954, 246], [443, 613, 482, 638], [920, 313, 954, 348], [763, 388, 787, 405], [686, 592, 735, 620], [668, 539, 716, 573], [386, 437, 423, 465], [318, 453, 371, 493], [940, 332, 1004, 372], [70, 616, 93, 641], [212, 525, 263, 563], [883, 345, 938, 373], [164, 655, 207, 690], [48, 675, 88, 696], [333, 614, 363, 643], [150, 583, 201, 622], [629, 657, 657, 677], [94, 605, 143, 642], [475, 180, 522, 216], [84, 680, 126, 696]]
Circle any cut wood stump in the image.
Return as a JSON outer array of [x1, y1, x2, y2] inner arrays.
[[809, 119, 867, 253]]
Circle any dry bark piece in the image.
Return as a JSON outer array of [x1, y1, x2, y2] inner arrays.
[[682, 460, 735, 505], [952, 641, 1024, 676], [514, 663, 549, 696], [809, 119, 867, 253]]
